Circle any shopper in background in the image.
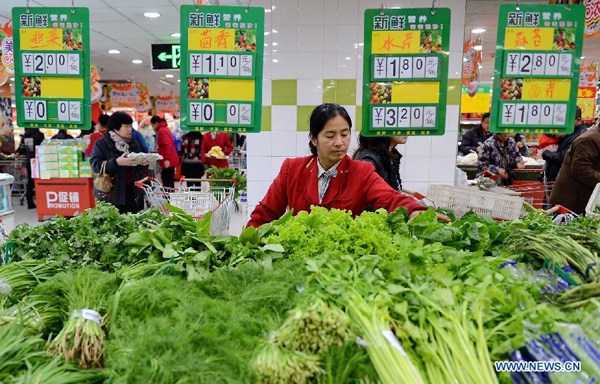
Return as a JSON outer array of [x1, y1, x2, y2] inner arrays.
[[542, 106, 587, 191], [90, 112, 148, 214], [51, 129, 74, 140], [201, 131, 233, 169], [131, 128, 148, 153], [151, 116, 179, 188], [16, 128, 45, 209], [179, 131, 205, 181], [458, 112, 492, 155], [549, 123, 600, 214], [85, 113, 109, 157], [477, 133, 525, 186], [353, 134, 406, 191], [247, 103, 449, 228], [512, 133, 530, 157]]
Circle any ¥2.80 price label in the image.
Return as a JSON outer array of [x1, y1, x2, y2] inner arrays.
[[503, 52, 572, 77]]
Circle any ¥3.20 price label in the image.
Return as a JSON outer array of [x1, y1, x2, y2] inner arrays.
[[180, 6, 264, 133], [490, 4, 585, 134], [361, 7, 451, 137]]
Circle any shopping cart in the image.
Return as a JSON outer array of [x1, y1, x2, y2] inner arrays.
[[135, 176, 236, 235], [228, 149, 247, 174], [12, 157, 28, 206]]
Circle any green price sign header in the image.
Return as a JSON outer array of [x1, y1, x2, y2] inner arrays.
[[490, 4, 585, 134], [12, 7, 91, 130]]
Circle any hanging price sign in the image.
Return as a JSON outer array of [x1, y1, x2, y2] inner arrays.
[[180, 5, 264, 133], [490, 4, 585, 134], [361, 7, 451, 136], [12, 7, 90, 130]]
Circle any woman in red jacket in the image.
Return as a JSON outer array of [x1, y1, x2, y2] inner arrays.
[[247, 104, 449, 228], [201, 132, 233, 168], [151, 116, 179, 188]]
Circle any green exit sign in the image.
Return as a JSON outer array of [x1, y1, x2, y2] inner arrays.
[[151, 43, 180, 70]]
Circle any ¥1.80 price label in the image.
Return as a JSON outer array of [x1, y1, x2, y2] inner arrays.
[[500, 102, 566, 127], [504, 51, 572, 77], [372, 55, 439, 80]]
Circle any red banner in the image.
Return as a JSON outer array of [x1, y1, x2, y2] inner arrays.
[[585, 0, 600, 38]]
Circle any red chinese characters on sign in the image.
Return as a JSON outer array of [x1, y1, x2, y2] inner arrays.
[[546, 80, 555, 99], [215, 29, 231, 49], [533, 28, 542, 47], [514, 31, 528, 47]]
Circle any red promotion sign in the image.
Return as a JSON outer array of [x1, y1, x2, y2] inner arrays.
[[34, 178, 95, 220]]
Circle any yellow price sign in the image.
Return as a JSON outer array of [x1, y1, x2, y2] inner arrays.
[[521, 78, 570, 101], [20, 28, 64, 51], [188, 28, 236, 51], [504, 27, 553, 50], [460, 92, 491, 114], [577, 98, 596, 120], [371, 31, 421, 54], [392, 81, 439, 103]]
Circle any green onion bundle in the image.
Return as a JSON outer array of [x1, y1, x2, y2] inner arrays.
[[251, 338, 323, 384], [11, 357, 106, 384], [47, 268, 118, 368], [276, 297, 353, 355], [0, 260, 60, 302]]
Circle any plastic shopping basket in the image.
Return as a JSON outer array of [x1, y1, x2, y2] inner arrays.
[[135, 177, 236, 235]]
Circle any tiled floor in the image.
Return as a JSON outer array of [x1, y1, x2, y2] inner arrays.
[[5, 195, 248, 236]]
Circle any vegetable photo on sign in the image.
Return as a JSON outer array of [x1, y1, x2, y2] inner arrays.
[[370, 82, 392, 104], [235, 29, 256, 51], [188, 77, 209, 99], [553, 28, 576, 50], [63, 29, 83, 51], [419, 30, 443, 53]]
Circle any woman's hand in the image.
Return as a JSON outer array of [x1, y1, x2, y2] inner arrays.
[[115, 153, 138, 167], [408, 210, 451, 223]]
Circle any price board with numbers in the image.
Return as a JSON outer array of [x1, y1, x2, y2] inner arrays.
[[361, 8, 451, 137], [12, 7, 90, 130], [490, 4, 585, 134], [180, 5, 264, 133]]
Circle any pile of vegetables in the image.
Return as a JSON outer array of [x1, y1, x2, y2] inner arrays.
[[0, 203, 599, 383]]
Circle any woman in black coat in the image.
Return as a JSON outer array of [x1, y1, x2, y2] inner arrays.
[[353, 133, 406, 191], [89, 112, 148, 214]]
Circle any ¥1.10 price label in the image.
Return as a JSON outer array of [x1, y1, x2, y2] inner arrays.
[[372, 55, 440, 80], [180, 5, 264, 133]]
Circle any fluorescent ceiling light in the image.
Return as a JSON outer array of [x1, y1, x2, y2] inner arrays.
[[170, 32, 181, 38], [132, 59, 143, 64], [165, 74, 174, 78], [177, 79, 181, 83], [272, 59, 279, 63], [471, 28, 486, 34], [272, 29, 278, 34], [345, 56, 351, 60], [144, 12, 160, 18], [108, 49, 120, 54], [272, 42, 278, 46], [473, 45, 483, 51]]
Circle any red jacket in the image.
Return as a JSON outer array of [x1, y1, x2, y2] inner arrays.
[[156, 122, 179, 169], [85, 129, 105, 157], [201, 132, 233, 168], [247, 156, 426, 228]]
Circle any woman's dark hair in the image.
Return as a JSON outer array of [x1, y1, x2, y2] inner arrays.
[[353, 133, 396, 176], [107, 111, 133, 131], [150, 115, 165, 125], [308, 103, 352, 156], [481, 112, 490, 121]]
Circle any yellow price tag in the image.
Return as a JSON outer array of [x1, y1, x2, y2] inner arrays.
[[20, 28, 64, 51], [371, 31, 421, 54], [188, 28, 236, 51], [504, 27, 553, 50], [521, 79, 570, 101], [392, 81, 439, 103]]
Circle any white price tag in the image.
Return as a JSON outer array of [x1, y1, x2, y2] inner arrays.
[[532, 54, 546, 76], [373, 57, 386, 79], [505, 53, 520, 76], [545, 53, 559, 76], [423, 106, 436, 127], [228, 55, 240, 76], [501, 103, 516, 125], [57, 101, 69, 121], [190, 54, 202, 75], [240, 55, 253, 77], [45, 53, 57, 74], [413, 57, 425, 78], [558, 53, 572, 76], [24, 100, 35, 121], [189, 102, 203, 123], [527, 103, 541, 125], [553, 104, 567, 125], [514, 104, 528, 125], [34, 100, 47, 120], [227, 103, 239, 124], [399, 57, 412, 78], [33, 53, 45, 74], [398, 107, 410, 127], [385, 107, 398, 128], [215, 54, 227, 75], [68, 54, 80, 75], [519, 53, 533, 75], [202, 54, 214, 75], [69, 101, 81, 122], [202, 103, 215, 123], [540, 104, 554, 125], [22, 53, 33, 73], [372, 107, 385, 128], [56, 53, 69, 74], [386, 57, 399, 78], [239, 104, 252, 125], [425, 56, 438, 78], [411, 107, 423, 128]]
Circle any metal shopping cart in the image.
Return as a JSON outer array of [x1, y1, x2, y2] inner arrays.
[[135, 176, 236, 235], [12, 157, 28, 206]]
